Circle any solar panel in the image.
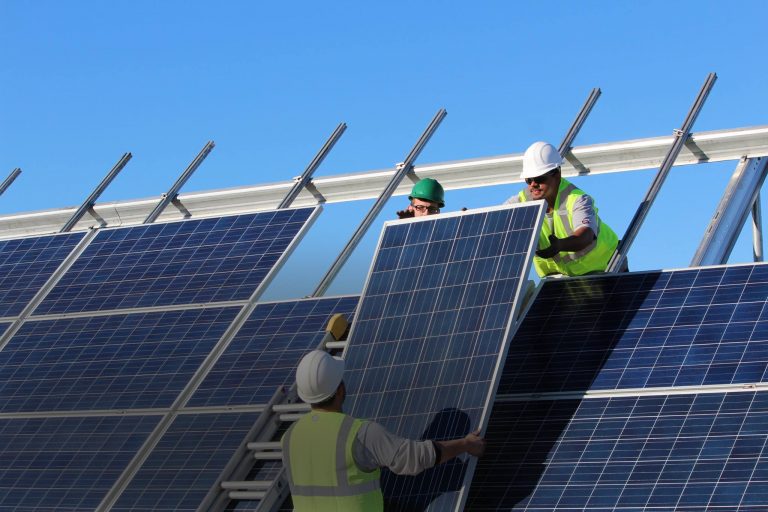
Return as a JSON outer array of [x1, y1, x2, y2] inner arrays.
[[188, 295, 359, 407], [343, 203, 544, 511], [111, 412, 260, 512], [0, 414, 159, 512], [33, 208, 316, 315], [467, 391, 768, 510], [0, 232, 84, 318], [0, 307, 240, 412], [498, 264, 768, 395]]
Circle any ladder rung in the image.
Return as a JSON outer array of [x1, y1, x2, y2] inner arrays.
[[254, 451, 283, 460], [279, 413, 306, 422], [228, 490, 267, 500], [221, 480, 273, 490], [247, 441, 281, 451], [273, 403, 310, 413]]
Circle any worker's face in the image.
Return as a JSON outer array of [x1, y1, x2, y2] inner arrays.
[[408, 198, 441, 217], [525, 169, 559, 205]]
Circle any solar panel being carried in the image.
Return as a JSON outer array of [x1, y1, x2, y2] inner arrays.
[[33, 208, 317, 315], [0, 232, 84, 318], [343, 203, 544, 511]]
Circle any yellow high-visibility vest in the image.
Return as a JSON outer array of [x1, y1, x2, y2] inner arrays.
[[282, 411, 383, 511], [519, 178, 618, 276]]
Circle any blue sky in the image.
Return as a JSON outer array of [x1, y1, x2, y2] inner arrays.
[[2, 1, 767, 298]]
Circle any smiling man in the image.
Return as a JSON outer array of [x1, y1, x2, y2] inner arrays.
[[506, 141, 619, 277]]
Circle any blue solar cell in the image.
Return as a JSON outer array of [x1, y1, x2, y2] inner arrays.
[[0, 414, 159, 511], [343, 204, 543, 511], [499, 264, 768, 395], [189, 295, 359, 407], [111, 412, 259, 512], [0, 232, 84, 317], [34, 208, 315, 315], [467, 391, 768, 510], [0, 307, 239, 412]]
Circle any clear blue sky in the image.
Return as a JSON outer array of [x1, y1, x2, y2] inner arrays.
[[2, 1, 767, 298]]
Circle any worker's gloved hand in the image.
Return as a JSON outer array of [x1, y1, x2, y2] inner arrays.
[[464, 429, 486, 457], [396, 208, 415, 219], [535, 234, 561, 259]]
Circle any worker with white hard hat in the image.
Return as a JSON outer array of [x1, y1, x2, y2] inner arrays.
[[506, 141, 620, 276], [281, 350, 486, 511]]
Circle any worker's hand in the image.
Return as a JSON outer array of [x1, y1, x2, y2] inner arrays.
[[535, 234, 561, 259], [396, 208, 415, 219], [464, 429, 486, 457]]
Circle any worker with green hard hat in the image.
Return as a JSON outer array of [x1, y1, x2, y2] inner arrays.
[[281, 350, 485, 511], [396, 178, 445, 219]]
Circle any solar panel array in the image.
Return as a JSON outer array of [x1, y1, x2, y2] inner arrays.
[[469, 264, 768, 510], [0, 208, 368, 511], [344, 203, 544, 511]]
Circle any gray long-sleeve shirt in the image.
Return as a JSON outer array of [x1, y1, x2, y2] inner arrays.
[[353, 420, 438, 476]]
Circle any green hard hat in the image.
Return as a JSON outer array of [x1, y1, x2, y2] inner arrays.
[[409, 178, 445, 207]]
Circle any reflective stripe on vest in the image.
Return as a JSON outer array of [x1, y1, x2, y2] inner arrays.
[[519, 178, 618, 276], [282, 411, 382, 511]]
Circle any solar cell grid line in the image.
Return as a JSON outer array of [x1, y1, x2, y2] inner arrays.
[[32, 207, 318, 316], [0, 306, 240, 413], [466, 390, 768, 511], [342, 203, 545, 512], [498, 262, 768, 396], [110, 411, 260, 512], [187, 295, 359, 408], [0, 231, 84, 318], [0, 414, 160, 512]]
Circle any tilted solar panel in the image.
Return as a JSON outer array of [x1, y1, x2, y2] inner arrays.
[[499, 264, 768, 395], [343, 204, 544, 511], [111, 412, 260, 512], [0, 232, 84, 318], [0, 414, 159, 512], [33, 208, 316, 315], [467, 391, 768, 510], [0, 307, 240, 412], [188, 295, 359, 407]]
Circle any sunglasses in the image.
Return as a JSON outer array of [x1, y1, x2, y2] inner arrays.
[[412, 204, 440, 214], [524, 168, 558, 185]]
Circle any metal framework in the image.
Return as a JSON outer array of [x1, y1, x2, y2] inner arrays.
[[607, 73, 717, 272], [1, 126, 766, 240], [60, 153, 132, 232], [0, 168, 21, 197]]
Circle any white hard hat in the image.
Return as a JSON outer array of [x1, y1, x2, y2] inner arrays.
[[296, 350, 345, 404], [521, 141, 563, 179]]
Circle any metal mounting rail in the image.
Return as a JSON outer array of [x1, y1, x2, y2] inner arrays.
[[277, 123, 347, 209], [143, 141, 215, 224], [753, 194, 764, 262], [691, 156, 768, 266], [2, 125, 767, 240], [312, 109, 447, 296], [607, 72, 718, 272], [0, 168, 21, 197], [60, 153, 132, 232]]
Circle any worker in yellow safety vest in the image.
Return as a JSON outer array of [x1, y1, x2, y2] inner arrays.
[[506, 141, 621, 276], [281, 350, 486, 511], [396, 178, 444, 219]]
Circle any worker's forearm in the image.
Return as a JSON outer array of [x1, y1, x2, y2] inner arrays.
[[556, 229, 595, 252], [435, 438, 469, 464]]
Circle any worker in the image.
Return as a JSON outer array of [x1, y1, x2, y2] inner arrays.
[[396, 178, 444, 219], [506, 141, 620, 276], [281, 350, 485, 511]]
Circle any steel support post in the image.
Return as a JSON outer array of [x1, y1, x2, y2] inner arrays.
[[608, 72, 717, 272], [277, 123, 347, 209], [0, 168, 21, 197], [143, 141, 215, 224]]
